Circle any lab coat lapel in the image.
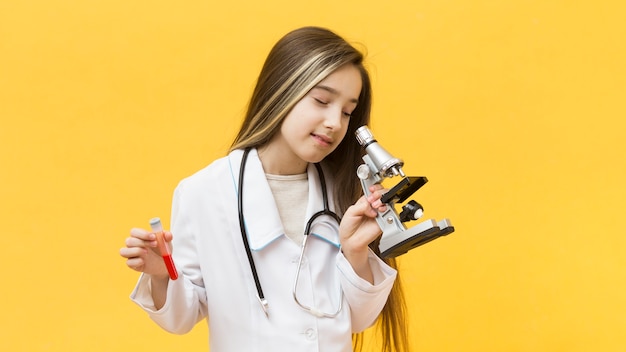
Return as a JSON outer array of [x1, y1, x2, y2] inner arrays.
[[229, 149, 284, 250], [305, 163, 341, 247], [228, 149, 341, 250]]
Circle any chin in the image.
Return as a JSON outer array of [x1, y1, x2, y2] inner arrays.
[[295, 150, 323, 164]]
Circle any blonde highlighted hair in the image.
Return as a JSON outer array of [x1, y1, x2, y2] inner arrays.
[[231, 26, 409, 352]]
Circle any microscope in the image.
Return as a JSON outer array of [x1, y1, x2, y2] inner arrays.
[[355, 126, 455, 258]]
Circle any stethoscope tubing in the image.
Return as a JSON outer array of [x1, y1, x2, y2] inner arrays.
[[237, 148, 269, 315], [237, 148, 343, 318]]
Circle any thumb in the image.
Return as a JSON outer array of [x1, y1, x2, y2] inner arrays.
[[163, 230, 174, 242]]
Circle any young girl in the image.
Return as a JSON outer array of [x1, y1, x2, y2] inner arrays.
[[120, 26, 409, 352]]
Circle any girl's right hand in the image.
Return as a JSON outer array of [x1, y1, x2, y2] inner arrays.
[[119, 228, 172, 280]]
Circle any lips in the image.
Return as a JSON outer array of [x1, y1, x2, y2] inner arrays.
[[312, 133, 333, 146]]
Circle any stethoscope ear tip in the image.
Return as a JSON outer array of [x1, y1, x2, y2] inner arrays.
[[258, 296, 269, 317]]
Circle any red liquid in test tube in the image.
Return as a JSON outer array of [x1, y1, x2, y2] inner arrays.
[[150, 217, 178, 280]]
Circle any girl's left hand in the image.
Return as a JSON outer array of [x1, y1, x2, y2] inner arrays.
[[339, 185, 387, 282]]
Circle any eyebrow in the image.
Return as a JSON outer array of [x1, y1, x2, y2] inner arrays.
[[314, 85, 359, 104]]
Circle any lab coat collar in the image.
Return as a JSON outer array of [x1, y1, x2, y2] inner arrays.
[[228, 149, 340, 251]]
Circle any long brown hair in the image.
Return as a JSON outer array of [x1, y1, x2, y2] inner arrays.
[[230, 26, 409, 352]]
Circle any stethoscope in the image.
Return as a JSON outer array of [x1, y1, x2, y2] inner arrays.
[[237, 148, 343, 318]]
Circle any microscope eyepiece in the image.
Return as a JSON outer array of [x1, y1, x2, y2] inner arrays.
[[355, 126, 404, 178], [355, 126, 376, 148]]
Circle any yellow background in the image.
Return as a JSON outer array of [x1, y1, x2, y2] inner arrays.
[[1, 1, 624, 351]]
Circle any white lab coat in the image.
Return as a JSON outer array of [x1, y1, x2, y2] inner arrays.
[[131, 148, 397, 352]]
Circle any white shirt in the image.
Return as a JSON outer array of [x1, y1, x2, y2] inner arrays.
[[266, 172, 308, 244], [130, 148, 397, 352]]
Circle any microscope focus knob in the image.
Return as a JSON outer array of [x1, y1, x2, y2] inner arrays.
[[399, 200, 424, 222], [357, 164, 370, 180]]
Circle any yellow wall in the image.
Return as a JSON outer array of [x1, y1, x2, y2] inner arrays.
[[1, 1, 624, 351]]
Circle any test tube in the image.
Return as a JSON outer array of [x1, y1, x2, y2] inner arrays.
[[149, 217, 178, 280]]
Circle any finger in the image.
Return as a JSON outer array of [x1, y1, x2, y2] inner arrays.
[[130, 228, 155, 240], [119, 246, 147, 259], [124, 236, 157, 249], [366, 186, 386, 202], [368, 182, 384, 190], [368, 183, 387, 194], [125, 257, 146, 271], [350, 196, 378, 218], [163, 230, 174, 242], [363, 193, 387, 213], [367, 197, 384, 210]]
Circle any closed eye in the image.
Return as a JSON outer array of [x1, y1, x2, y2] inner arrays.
[[311, 92, 354, 117]]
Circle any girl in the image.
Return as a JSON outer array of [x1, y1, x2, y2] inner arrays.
[[120, 26, 409, 352]]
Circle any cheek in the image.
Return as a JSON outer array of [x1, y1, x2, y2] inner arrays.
[[333, 124, 350, 147], [280, 114, 308, 142], [285, 104, 318, 130], [339, 120, 350, 137], [279, 120, 296, 141], [280, 109, 301, 131]]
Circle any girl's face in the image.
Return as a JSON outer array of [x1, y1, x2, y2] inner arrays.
[[259, 64, 362, 175]]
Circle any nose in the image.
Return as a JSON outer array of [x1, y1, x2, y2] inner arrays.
[[323, 107, 343, 130]]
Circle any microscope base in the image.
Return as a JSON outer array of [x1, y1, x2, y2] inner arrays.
[[379, 219, 455, 258]]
